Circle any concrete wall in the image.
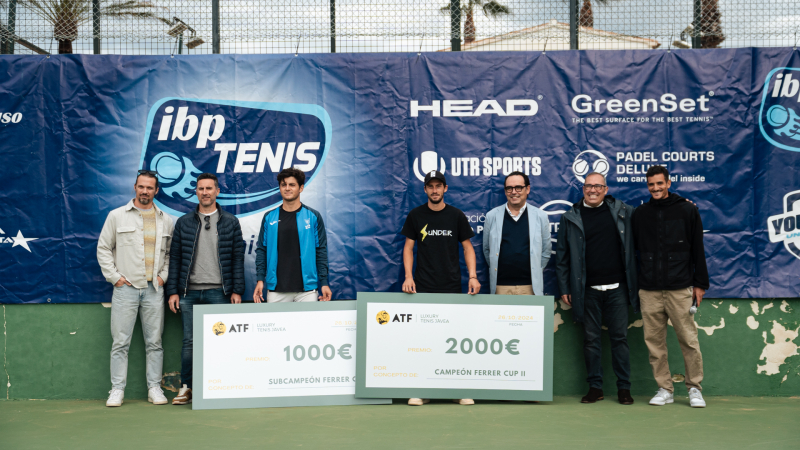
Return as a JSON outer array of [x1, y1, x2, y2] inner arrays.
[[1, 299, 798, 400]]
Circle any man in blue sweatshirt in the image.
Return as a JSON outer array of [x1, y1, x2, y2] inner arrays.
[[253, 168, 332, 302]]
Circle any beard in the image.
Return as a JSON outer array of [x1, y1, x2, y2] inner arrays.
[[138, 196, 152, 205], [428, 196, 443, 204]]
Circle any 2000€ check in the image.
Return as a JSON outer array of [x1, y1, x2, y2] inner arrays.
[[365, 303, 545, 391], [203, 311, 359, 399]]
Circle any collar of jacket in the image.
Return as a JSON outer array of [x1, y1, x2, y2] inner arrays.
[[193, 202, 228, 222], [647, 192, 685, 207], [564, 195, 622, 229]]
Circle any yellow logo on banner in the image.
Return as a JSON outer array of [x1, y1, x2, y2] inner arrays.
[[212, 321, 227, 336], [376, 311, 390, 325]]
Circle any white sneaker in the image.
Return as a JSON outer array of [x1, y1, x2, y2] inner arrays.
[[408, 398, 430, 406], [106, 389, 124, 407], [649, 388, 674, 406], [453, 399, 475, 405], [148, 387, 168, 405], [689, 388, 706, 408]]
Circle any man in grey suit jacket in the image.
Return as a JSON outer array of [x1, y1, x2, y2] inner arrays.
[[483, 171, 551, 296]]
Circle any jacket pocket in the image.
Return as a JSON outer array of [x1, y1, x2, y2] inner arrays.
[[667, 252, 691, 285], [116, 226, 136, 246], [640, 252, 656, 286]]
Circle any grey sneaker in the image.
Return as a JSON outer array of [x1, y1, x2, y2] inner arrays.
[[106, 389, 124, 407], [649, 388, 674, 406], [148, 387, 168, 405], [689, 388, 706, 408]]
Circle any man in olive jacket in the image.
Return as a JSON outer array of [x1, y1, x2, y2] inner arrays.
[[555, 172, 638, 405]]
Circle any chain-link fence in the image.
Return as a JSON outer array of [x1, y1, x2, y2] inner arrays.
[[1, 1, 798, 55]]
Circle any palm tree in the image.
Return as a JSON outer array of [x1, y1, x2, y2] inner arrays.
[[578, 0, 614, 29], [18, 0, 168, 54], [698, 0, 725, 48], [441, 1, 512, 45]]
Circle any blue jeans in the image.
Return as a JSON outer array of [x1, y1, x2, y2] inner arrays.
[[582, 284, 631, 390], [110, 282, 164, 390], [180, 288, 230, 389]]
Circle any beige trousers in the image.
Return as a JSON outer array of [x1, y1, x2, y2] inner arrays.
[[496, 285, 534, 295], [640, 288, 704, 392]]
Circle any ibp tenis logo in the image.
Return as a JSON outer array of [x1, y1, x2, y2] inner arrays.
[[767, 190, 800, 260], [140, 98, 332, 216], [760, 68, 800, 152]]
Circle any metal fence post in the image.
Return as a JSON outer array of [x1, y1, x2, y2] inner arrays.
[[93, 0, 101, 54], [569, 0, 578, 50], [212, 0, 221, 54], [450, 1, 461, 51], [7, 0, 16, 54], [330, 0, 336, 53], [692, 0, 702, 48]]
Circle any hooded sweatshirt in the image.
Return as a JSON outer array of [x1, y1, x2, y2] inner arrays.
[[632, 192, 710, 290]]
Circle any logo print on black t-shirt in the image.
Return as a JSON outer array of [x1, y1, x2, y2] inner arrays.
[[421, 224, 428, 241]]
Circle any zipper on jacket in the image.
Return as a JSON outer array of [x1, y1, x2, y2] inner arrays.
[[216, 212, 227, 296], [184, 219, 201, 298]]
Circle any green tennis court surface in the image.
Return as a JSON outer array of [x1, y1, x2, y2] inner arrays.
[[1, 396, 797, 449]]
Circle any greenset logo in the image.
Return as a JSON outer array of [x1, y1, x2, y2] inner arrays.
[[375, 311, 413, 324], [212, 322, 226, 336]]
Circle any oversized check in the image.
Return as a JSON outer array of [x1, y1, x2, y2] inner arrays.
[[193, 301, 390, 410], [355, 293, 554, 401]]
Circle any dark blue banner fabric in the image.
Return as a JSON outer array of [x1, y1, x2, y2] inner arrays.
[[1, 49, 799, 303]]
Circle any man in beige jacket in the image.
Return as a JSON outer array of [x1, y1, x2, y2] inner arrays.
[[97, 170, 173, 407]]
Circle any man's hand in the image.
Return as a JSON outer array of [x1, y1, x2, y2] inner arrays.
[[253, 281, 265, 303], [561, 294, 572, 306], [402, 277, 416, 294], [114, 276, 132, 287], [157, 276, 164, 287], [168, 294, 180, 313], [231, 293, 242, 304], [468, 278, 480, 295], [692, 287, 705, 307], [318, 286, 332, 302]]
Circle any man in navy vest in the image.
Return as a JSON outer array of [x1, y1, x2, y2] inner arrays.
[[483, 171, 551, 297], [253, 167, 332, 303]]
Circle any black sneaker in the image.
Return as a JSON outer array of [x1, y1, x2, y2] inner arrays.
[[618, 389, 634, 405], [581, 387, 604, 403]]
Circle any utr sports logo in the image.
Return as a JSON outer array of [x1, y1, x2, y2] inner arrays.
[[139, 98, 331, 216], [760, 68, 800, 152]]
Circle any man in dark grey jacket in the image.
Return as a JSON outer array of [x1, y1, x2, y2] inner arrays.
[[165, 173, 245, 405], [555, 172, 638, 405]]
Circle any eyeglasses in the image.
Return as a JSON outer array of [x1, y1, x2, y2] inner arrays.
[[504, 185, 527, 193], [204, 215, 211, 230], [583, 184, 607, 191], [137, 169, 159, 176]]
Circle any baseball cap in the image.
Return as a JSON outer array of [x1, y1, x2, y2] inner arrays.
[[424, 170, 447, 186]]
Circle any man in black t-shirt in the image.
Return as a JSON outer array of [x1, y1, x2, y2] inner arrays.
[[401, 171, 479, 295], [400, 170, 479, 407]]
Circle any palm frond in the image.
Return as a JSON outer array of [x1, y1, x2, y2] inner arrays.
[[482, 1, 511, 17]]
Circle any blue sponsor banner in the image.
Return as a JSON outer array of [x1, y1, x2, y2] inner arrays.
[[0, 49, 798, 303]]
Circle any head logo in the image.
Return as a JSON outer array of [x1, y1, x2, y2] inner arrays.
[[572, 150, 609, 183], [376, 311, 390, 325], [140, 98, 332, 216], [212, 321, 226, 336], [767, 190, 800, 259], [413, 151, 446, 182], [759, 68, 800, 152]]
